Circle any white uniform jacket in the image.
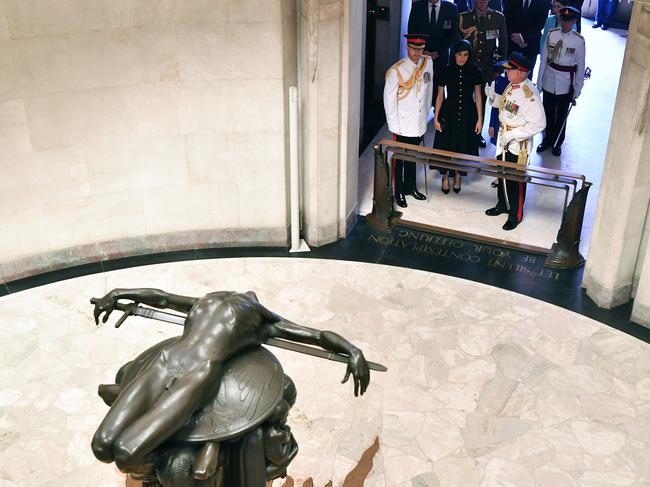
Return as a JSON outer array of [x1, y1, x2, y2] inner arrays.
[[383, 55, 434, 137], [497, 79, 546, 157], [537, 28, 586, 98]]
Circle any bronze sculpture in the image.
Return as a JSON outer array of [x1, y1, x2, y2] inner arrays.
[[91, 288, 381, 486]]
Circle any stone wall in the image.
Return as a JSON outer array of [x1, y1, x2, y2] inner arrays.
[[583, 0, 650, 328], [0, 1, 292, 282]]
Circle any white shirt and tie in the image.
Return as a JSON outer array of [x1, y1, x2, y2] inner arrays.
[[428, 0, 440, 23]]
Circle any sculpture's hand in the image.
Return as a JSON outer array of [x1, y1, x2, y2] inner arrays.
[[92, 291, 119, 326], [342, 350, 370, 397]]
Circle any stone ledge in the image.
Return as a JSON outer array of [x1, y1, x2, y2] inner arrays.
[[0, 227, 288, 285]]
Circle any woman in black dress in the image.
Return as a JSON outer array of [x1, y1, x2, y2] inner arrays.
[[433, 39, 483, 193]]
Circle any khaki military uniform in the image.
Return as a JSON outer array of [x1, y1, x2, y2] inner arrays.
[[457, 8, 508, 82]]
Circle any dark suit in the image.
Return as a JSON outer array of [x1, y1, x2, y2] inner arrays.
[[503, 0, 550, 73], [455, 0, 503, 13], [409, 0, 459, 81]]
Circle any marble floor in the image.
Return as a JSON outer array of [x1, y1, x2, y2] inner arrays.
[[1, 257, 649, 486], [358, 22, 628, 256]]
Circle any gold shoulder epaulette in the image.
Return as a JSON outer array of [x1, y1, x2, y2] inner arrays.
[[549, 27, 561, 33], [385, 59, 405, 80], [523, 84, 533, 98], [572, 30, 584, 40]]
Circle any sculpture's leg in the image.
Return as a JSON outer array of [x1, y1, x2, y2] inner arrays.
[[92, 364, 169, 464], [113, 363, 224, 473]]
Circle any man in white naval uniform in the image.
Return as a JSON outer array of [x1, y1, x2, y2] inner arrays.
[[485, 51, 546, 230], [536, 6, 585, 156], [383, 33, 434, 208]]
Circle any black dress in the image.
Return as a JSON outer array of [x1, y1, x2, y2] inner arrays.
[[433, 63, 482, 176]]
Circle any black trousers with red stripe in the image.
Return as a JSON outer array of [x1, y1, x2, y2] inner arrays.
[[392, 134, 423, 196], [495, 151, 527, 223], [542, 90, 572, 148]]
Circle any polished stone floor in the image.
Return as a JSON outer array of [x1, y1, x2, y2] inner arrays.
[[1, 258, 650, 487], [358, 21, 627, 256]]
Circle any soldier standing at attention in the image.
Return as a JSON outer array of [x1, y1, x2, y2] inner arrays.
[[536, 6, 585, 157], [383, 34, 434, 208], [485, 52, 545, 231], [458, 0, 509, 147]]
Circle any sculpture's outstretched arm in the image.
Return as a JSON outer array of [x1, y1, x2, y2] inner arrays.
[[266, 317, 370, 396], [93, 288, 198, 325]]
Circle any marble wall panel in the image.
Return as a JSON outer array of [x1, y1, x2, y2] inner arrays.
[[228, 0, 282, 22], [85, 135, 188, 194], [25, 87, 137, 150], [177, 21, 284, 81], [0, 34, 74, 101], [186, 132, 285, 184], [230, 79, 285, 132], [132, 82, 182, 139], [320, 0, 342, 22], [3, 0, 230, 37], [174, 0, 229, 25], [237, 178, 287, 227], [318, 126, 340, 181], [226, 22, 284, 80], [1, 0, 294, 275], [179, 80, 233, 134], [4, 0, 120, 38], [0, 146, 90, 214], [0, 2, 9, 39], [140, 183, 240, 233], [67, 27, 180, 91], [0, 206, 47, 264], [318, 74, 341, 129], [317, 175, 339, 223], [0, 192, 145, 263], [317, 20, 341, 79], [0, 98, 31, 156], [40, 192, 147, 250], [176, 23, 231, 81]]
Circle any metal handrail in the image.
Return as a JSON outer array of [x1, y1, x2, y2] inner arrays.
[[367, 140, 593, 269]]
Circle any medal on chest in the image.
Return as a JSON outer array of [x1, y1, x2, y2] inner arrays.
[[504, 99, 519, 115], [486, 29, 499, 40], [565, 47, 576, 55]]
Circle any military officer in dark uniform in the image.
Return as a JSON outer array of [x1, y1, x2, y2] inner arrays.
[[457, 0, 508, 146]]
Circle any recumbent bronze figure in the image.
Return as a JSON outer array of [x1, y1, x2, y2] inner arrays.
[[91, 288, 383, 487]]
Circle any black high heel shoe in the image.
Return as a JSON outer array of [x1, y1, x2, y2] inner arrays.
[[453, 176, 461, 193], [441, 177, 450, 194]]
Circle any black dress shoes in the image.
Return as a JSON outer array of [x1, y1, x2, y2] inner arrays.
[[485, 207, 507, 216], [478, 135, 487, 148], [601, 24, 609, 30], [411, 190, 427, 200], [536, 142, 549, 153], [502, 219, 519, 231], [395, 193, 407, 208], [592, 22, 602, 28], [552, 146, 562, 156]]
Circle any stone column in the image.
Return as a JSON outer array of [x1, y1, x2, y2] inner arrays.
[[582, 0, 650, 311], [298, 0, 362, 246]]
